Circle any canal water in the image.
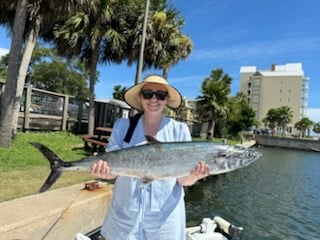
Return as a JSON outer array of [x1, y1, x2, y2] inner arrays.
[[185, 146, 320, 240]]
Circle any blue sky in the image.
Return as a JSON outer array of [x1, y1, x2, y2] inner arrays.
[[0, 0, 319, 122]]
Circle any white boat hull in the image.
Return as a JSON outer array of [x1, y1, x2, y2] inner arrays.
[[75, 216, 243, 240]]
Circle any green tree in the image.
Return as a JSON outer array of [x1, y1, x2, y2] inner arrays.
[[196, 68, 232, 140], [313, 122, 320, 139], [0, 54, 8, 82], [0, 0, 191, 145], [0, 0, 28, 147], [175, 97, 191, 121], [0, 0, 86, 147], [277, 106, 293, 136], [54, 0, 122, 134], [124, 3, 192, 80], [261, 117, 269, 129], [54, 0, 190, 134], [32, 58, 89, 99], [227, 92, 256, 136], [145, 10, 192, 79], [264, 106, 293, 136], [263, 108, 278, 133], [53, 0, 159, 134], [294, 117, 314, 138], [112, 85, 127, 101]]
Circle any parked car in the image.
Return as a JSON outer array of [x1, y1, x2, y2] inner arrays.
[[65, 98, 89, 120], [19, 95, 41, 113], [40, 96, 89, 120], [253, 128, 271, 135]]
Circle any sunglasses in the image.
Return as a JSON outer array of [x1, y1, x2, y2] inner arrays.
[[141, 89, 168, 101]]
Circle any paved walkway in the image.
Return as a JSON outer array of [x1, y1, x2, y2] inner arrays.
[[235, 140, 256, 148], [0, 181, 112, 240]]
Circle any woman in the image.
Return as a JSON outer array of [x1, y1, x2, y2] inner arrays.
[[91, 74, 209, 240]]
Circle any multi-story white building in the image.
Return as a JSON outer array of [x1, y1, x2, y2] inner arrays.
[[240, 63, 309, 134]]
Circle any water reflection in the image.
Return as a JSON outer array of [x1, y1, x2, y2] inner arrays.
[[185, 147, 320, 240]]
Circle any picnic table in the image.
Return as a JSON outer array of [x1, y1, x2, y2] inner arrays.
[[80, 127, 112, 152]]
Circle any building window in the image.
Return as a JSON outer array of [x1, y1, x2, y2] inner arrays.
[[252, 96, 259, 102], [253, 78, 260, 85], [252, 104, 258, 110]]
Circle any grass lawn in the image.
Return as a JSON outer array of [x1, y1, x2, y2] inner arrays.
[[0, 131, 94, 202]]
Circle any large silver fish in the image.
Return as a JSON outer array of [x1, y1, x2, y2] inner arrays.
[[32, 136, 261, 192]]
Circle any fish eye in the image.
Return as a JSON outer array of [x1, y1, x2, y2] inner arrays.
[[219, 152, 228, 157], [246, 152, 253, 157]]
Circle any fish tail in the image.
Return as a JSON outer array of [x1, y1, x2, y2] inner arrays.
[[31, 142, 67, 193]]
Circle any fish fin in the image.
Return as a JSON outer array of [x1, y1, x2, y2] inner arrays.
[[31, 142, 65, 193], [145, 135, 161, 143], [39, 170, 62, 193]]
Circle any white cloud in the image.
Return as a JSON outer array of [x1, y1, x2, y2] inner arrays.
[[0, 48, 9, 58], [306, 108, 320, 123], [192, 37, 320, 63]]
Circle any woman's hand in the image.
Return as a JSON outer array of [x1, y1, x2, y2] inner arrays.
[[177, 161, 209, 186], [91, 160, 117, 180]]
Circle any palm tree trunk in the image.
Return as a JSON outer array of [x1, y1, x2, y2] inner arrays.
[[207, 120, 215, 140], [87, 43, 100, 135], [0, 0, 28, 147], [12, 15, 41, 132], [162, 67, 169, 79]]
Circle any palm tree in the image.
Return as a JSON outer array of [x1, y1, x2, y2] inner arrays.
[[196, 68, 232, 140], [54, 0, 146, 134], [313, 122, 320, 139], [294, 117, 313, 138], [147, 10, 193, 79], [55, 0, 125, 134], [227, 92, 256, 135], [0, 0, 87, 147], [54, 0, 190, 133], [264, 106, 293, 136], [264, 108, 278, 134], [124, 5, 192, 80], [276, 106, 293, 136], [0, 54, 9, 81], [112, 85, 127, 101], [0, 0, 28, 147]]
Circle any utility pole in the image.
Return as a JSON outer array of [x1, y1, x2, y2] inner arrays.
[[135, 0, 150, 85]]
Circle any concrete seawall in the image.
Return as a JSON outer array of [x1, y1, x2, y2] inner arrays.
[[0, 181, 113, 240], [255, 135, 320, 151]]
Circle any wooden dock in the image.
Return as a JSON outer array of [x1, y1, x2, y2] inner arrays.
[[0, 181, 112, 240]]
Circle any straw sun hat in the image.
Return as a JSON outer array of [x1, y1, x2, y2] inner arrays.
[[124, 74, 182, 111]]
